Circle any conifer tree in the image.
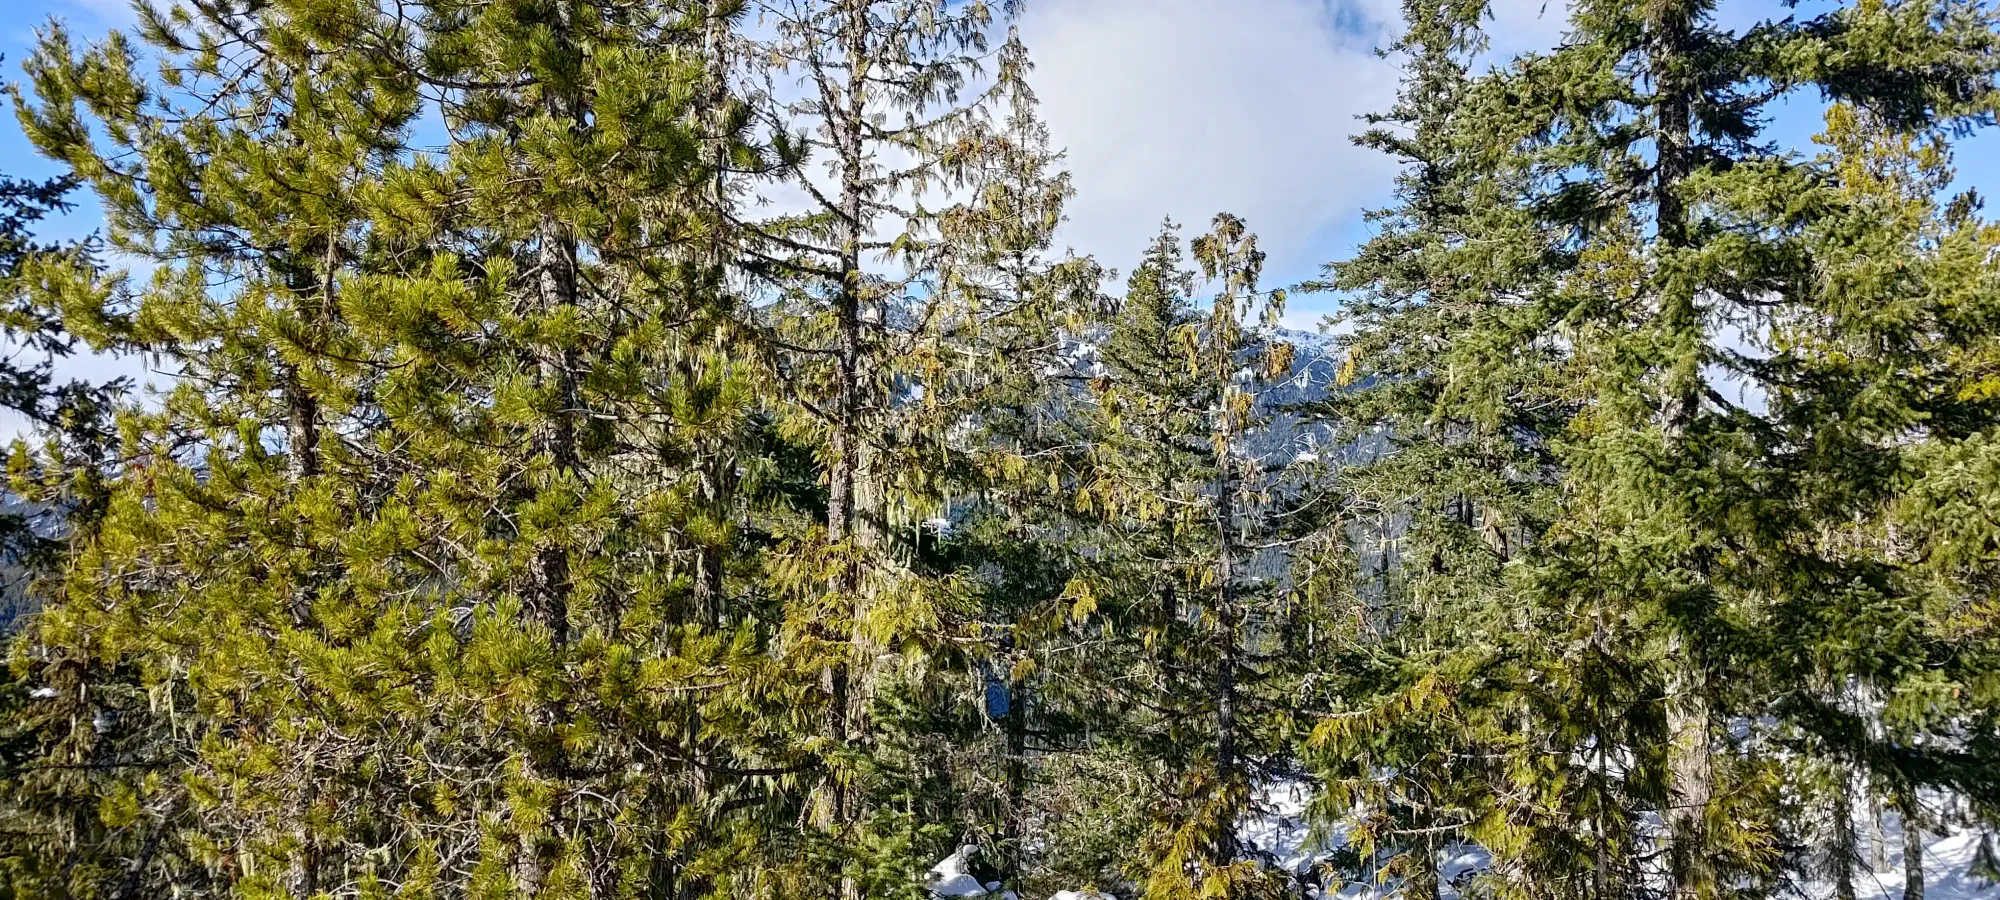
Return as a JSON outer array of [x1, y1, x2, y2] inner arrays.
[[1066, 216, 1306, 900], [1327, 0, 2000, 897], [736, 1, 1079, 891], [916, 95, 1105, 890], [1753, 100, 2000, 897], [12, 2, 802, 897], [0, 123, 125, 598], [1301, 2, 1596, 894], [11, 5, 421, 892], [0, 143, 168, 900]]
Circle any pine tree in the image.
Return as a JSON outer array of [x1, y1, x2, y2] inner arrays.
[[12, 2, 803, 897], [1065, 216, 1306, 900], [11, 5, 423, 891], [0, 125, 169, 900], [0, 117, 124, 611]]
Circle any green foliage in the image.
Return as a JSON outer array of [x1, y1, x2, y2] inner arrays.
[[1310, 0, 2000, 898], [2, 3, 1999, 900], [1060, 217, 1312, 900]]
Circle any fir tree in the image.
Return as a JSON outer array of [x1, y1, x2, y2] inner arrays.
[[736, 1, 1081, 892], [1756, 100, 2000, 898], [1326, 0, 2000, 897], [1067, 216, 1307, 900], [1302, 2, 1595, 895]]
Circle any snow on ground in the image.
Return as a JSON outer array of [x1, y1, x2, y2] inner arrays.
[[1232, 781, 1491, 900], [1852, 808, 2000, 900], [927, 844, 1018, 900], [926, 844, 988, 898], [935, 783, 2000, 900]]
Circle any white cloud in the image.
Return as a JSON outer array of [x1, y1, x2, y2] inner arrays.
[[1018, 0, 1401, 288], [1017, 0, 1572, 305]]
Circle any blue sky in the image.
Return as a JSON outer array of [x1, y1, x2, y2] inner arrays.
[[4, 0, 1998, 329]]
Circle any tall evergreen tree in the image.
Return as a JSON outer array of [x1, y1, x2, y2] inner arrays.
[[735, 2, 1082, 893], [1755, 100, 2000, 897], [1325, 0, 2000, 897], [1065, 216, 1308, 900], [0, 116, 156, 900], [11, 2, 806, 897], [919, 91, 1108, 887], [1302, 2, 1603, 895]]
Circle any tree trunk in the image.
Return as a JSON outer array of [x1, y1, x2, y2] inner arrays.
[[811, 11, 877, 900], [280, 239, 333, 483], [517, 7, 584, 893], [1003, 669, 1028, 885], [1833, 765, 1858, 900], [281, 363, 320, 483], [285, 782, 318, 899], [838, 0, 888, 766], [1212, 395, 1242, 871], [1664, 646, 1713, 900], [1872, 795, 1891, 871], [1648, 2, 1713, 897], [281, 254, 330, 892], [531, 220, 579, 650], [691, 0, 733, 633], [1900, 790, 1925, 900], [280, 259, 326, 633]]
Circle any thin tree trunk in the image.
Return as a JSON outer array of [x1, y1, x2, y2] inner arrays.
[[838, 0, 888, 763], [1593, 742, 1618, 900], [810, 0, 865, 837], [1833, 765, 1858, 900], [1648, 1, 1713, 896], [280, 239, 332, 483], [691, 0, 733, 633], [1900, 790, 1925, 900], [531, 220, 580, 649], [1212, 394, 1242, 871], [1664, 646, 1713, 900], [280, 252, 330, 891], [811, 11, 876, 900], [1003, 669, 1028, 884], [1872, 789, 1890, 872], [517, 8, 584, 893], [674, 16, 736, 892], [281, 363, 320, 482]]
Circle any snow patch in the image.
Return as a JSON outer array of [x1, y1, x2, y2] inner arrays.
[[1228, 780, 1997, 900], [1048, 892, 1115, 900], [927, 845, 999, 899]]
